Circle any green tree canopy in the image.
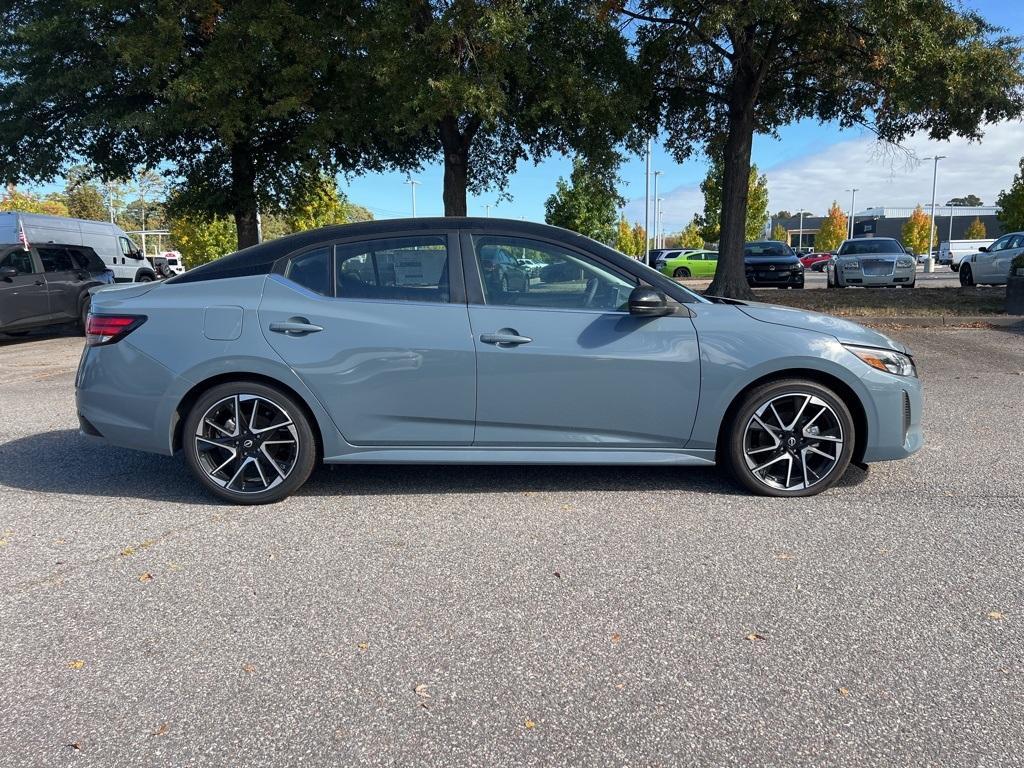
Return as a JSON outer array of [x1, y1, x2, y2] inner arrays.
[[0, 187, 67, 216], [366, 1, 644, 216], [544, 158, 623, 244], [627, 0, 1024, 297], [771, 222, 788, 242], [0, 1, 415, 249], [169, 211, 238, 269], [679, 218, 705, 249], [996, 158, 1024, 232], [698, 158, 768, 242], [946, 194, 984, 206]]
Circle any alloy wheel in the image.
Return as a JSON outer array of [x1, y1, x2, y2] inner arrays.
[[194, 394, 299, 495], [742, 393, 844, 491]]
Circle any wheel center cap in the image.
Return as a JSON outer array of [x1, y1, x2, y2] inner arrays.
[[243, 439, 254, 449], [787, 436, 797, 448]]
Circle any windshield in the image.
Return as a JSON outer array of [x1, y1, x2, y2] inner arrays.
[[744, 242, 795, 257], [839, 239, 905, 255]]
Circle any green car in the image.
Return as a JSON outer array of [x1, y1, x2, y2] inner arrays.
[[656, 249, 719, 278]]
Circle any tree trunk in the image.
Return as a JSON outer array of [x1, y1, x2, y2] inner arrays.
[[439, 115, 475, 217], [706, 78, 757, 300], [230, 142, 261, 249]]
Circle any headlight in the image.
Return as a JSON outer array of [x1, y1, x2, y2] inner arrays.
[[896, 257, 915, 268], [845, 344, 917, 377]]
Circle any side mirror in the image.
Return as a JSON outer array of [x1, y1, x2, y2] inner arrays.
[[628, 286, 672, 317], [979, 246, 988, 252], [0, 266, 18, 280]]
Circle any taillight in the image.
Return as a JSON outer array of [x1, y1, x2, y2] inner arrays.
[[85, 314, 146, 347]]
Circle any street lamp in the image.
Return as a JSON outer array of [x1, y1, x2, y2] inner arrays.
[[656, 196, 665, 248], [845, 188, 859, 240], [923, 156, 946, 272], [405, 177, 421, 218], [796, 209, 810, 252], [653, 170, 663, 251], [644, 139, 652, 263]]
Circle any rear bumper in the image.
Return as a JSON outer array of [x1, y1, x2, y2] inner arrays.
[[75, 341, 180, 455]]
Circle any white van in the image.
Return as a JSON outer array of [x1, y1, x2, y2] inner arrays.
[[0, 212, 157, 283], [937, 239, 995, 271]]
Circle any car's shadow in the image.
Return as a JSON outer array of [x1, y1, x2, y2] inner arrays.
[[0, 429, 869, 504], [0, 325, 81, 346]]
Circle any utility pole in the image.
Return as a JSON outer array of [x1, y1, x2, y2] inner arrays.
[[923, 156, 945, 272], [405, 177, 421, 218], [644, 139, 652, 263], [845, 188, 859, 240], [797, 209, 807, 252], [485, 204, 492, 218], [656, 197, 665, 248], [653, 171, 663, 250]]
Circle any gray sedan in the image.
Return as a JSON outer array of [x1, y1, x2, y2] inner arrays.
[[76, 219, 922, 504], [827, 238, 917, 288]]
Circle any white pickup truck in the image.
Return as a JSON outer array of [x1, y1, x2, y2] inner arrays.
[[938, 239, 995, 272]]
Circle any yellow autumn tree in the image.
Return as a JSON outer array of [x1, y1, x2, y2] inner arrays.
[[965, 216, 987, 239], [0, 188, 69, 217], [901, 205, 936, 255], [816, 201, 848, 252]]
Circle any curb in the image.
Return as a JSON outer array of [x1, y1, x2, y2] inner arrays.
[[856, 315, 1024, 328]]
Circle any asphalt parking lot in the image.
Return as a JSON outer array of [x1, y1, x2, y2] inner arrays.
[[1, 324, 1022, 767], [680, 264, 962, 291]]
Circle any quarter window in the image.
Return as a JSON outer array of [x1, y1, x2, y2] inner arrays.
[[473, 235, 635, 312], [335, 236, 449, 303], [283, 247, 331, 296]]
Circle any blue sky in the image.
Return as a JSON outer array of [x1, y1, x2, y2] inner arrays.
[[340, 0, 1024, 230]]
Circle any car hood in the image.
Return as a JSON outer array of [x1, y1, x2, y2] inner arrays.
[[836, 252, 903, 259], [736, 302, 909, 353]]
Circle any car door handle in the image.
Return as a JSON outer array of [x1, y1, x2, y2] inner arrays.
[[34, 279, 44, 286], [480, 330, 532, 347], [269, 318, 323, 336]]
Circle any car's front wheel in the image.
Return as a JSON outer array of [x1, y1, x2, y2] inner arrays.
[[959, 264, 975, 287], [183, 381, 317, 504], [723, 380, 855, 497]]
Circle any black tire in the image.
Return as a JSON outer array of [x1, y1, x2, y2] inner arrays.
[[183, 381, 317, 505], [673, 267, 691, 278], [722, 379, 855, 497], [959, 264, 975, 287], [78, 294, 91, 334], [136, 271, 154, 283], [950, 264, 959, 272]]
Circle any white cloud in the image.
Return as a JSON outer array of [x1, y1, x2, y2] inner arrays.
[[627, 120, 1024, 231]]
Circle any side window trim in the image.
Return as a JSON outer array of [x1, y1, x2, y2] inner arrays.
[[273, 231, 465, 305]]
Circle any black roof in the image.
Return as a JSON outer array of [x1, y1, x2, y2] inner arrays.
[[169, 218, 642, 284]]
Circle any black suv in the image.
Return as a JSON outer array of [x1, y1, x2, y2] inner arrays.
[[744, 240, 805, 289], [0, 243, 114, 335]]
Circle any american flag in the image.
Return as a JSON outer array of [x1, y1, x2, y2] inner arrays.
[[17, 218, 29, 251]]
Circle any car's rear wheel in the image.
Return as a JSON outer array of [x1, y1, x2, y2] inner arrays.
[[959, 264, 975, 287], [723, 380, 855, 497], [673, 267, 690, 278], [183, 381, 317, 505]]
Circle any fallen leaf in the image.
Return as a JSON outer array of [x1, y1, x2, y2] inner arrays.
[[168, 562, 182, 572], [120, 546, 136, 557], [242, 664, 256, 674], [357, 642, 369, 651], [775, 553, 793, 560], [152, 723, 169, 737], [67, 742, 81, 751], [524, 718, 536, 730], [987, 611, 1005, 621], [614, 683, 625, 690], [138, 572, 154, 583], [414, 684, 430, 698], [0, 538, 9, 547], [68, 660, 85, 670], [553, 571, 561, 578], [838, 687, 850, 697], [744, 633, 767, 643], [610, 633, 622, 643], [561, 505, 571, 511]]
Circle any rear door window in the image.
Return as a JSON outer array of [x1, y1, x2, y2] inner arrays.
[[37, 247, 76, 272], [335, 236, 449, 303], [282, 247, 332, 296]]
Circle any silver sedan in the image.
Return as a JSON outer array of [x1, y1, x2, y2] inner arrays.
[[827, 238, 917, 288]]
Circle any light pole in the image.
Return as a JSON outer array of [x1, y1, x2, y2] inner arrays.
[[485, 204, 492, 218], [796, 209, 809, 252], [405, 177, 421, 218], [656, 196, 664, 248], [644, 139, 652, 263], [923, 155, 945, 272], [845, 188, 859, 240], [653, 169, 662, 253]]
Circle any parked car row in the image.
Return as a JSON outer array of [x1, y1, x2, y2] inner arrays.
[[826, 238, 917, 289], [958, 231, 1023, 287], [1, 242, 114, 335]]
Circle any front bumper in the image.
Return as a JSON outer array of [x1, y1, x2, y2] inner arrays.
[[859, 368, 924, 462], [747, 270, 804, 287]]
